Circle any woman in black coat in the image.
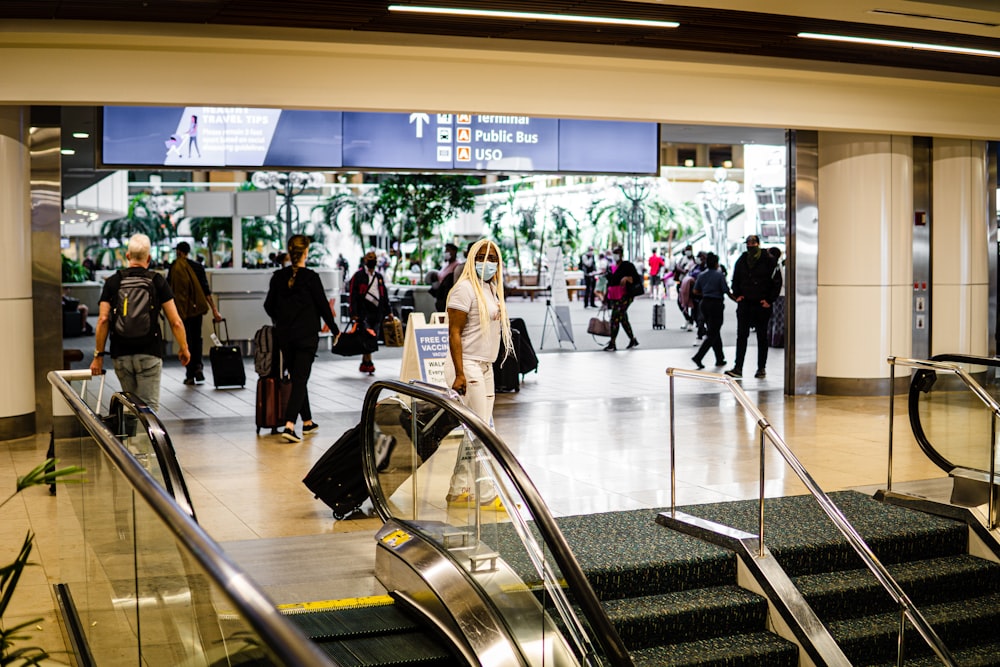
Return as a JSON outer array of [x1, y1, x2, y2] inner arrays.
[[264, 235, 339, 443], [603, 246, 642, 351]]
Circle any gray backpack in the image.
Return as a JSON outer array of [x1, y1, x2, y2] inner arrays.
[[253, 325, 275, 377]]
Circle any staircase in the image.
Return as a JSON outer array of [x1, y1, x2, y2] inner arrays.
[[495, 508, 798, 666], [680, 491, 1000, 666]]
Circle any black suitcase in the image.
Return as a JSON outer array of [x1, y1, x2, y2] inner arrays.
[[210, 320, 246, 388], [494, 330, 521, 393], [509, 317, 538, 375], [303, 424, 369, 519], [653, 302, 666, 330]]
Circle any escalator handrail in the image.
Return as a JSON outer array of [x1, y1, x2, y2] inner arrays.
[[48, 370, 337, 667], [360, 379, 633, 667], [899, 354, 1000, 474], [109, 391, 198, 522], [666, 367, 957, 667]]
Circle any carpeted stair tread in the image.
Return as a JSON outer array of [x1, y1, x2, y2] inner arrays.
[[601, 585, 768, 648], [629, 631, 798, 667], [677, 491, 967, 576], [827, 590, 1000, 664], [489, 508, 736, 600], [795, 554, 1000, 620]]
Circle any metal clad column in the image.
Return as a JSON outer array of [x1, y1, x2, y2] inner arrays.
[[787, 130, 818, 395], [931, 139, 989, 358], [816, 132, 913, 395], [0, 107, 36, 436]]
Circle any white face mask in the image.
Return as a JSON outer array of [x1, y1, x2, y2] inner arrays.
[[475, 261, 498, 282], [613, 254, 622, 263]]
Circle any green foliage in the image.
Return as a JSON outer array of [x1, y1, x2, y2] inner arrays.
[[374, 175, 476, 282], [101, 192, 181, 247], [1, 460, 84, 666], [312, 189, 377, 250], [60, 255, 90, 283]]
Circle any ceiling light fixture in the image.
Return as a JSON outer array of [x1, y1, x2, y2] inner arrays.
[[798, 32, 1000, 59], [388, 5, 679, 29], [72, 132, 90, 139], [60, 149, 76, 155]]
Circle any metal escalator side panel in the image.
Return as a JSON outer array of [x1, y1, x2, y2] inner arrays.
[[376, 518, 581, 667]]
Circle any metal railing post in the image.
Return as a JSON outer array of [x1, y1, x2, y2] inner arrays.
[[897, 607, 906, 667], [669, 374, 677, 515], [991, 414, 998, 530], [758, 426, 766, 558], [888, 359, 896, 491]]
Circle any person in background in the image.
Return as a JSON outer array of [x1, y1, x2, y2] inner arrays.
[[690, 252, 731, 370], [445, 238, 515, 510], [91, 233, 190, 411], [62, 287, 92, 335], [264, 235, 340, 443], [647, 247, 666, 301], [579, 246, 598, 308], [726, 235, 782, 379], [431, 242, 461, 313], [168, 241, 222, 386], [348, 250, 390, 374], [602, 246, 641, 352]]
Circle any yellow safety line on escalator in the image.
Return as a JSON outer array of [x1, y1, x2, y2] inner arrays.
[[277, 595, 395, 614]]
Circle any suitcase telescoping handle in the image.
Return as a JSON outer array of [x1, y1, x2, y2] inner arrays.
[[212, 319, 230, 346]]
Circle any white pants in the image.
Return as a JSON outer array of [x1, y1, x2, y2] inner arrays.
[[445, 359, 495, 497]]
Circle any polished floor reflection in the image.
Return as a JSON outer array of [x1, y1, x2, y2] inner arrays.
[[8, 332, 950, 660]]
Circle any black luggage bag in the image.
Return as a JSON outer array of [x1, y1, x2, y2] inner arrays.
[[331, 326, 379, 357], [210, 320, 246, 388], [494, 330, 521, 393], [509, 317, 538, 375], [303, 424, 369, 519]]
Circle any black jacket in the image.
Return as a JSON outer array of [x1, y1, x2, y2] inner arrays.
[[731, 251, 781, 304], [264, 266, 339, 343]]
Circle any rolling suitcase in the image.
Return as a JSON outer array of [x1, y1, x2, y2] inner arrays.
[[652, 302, 666, 330], [210, 319, 246, 388], [255, 375, 292, 434], [302, 423, 369, 519]]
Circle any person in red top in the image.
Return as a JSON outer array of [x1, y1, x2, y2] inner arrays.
[[647, 248, 666, 301]]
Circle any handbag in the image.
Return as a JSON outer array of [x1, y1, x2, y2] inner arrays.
[[587, 308, 612, 337], [331, 322, 378, 356], [627, 279, 645, 298]]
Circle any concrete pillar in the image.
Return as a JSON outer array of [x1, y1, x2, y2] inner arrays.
[[816, 132, 913, 394], [0, 107, 36, 436], [931, 139, 989, 357]]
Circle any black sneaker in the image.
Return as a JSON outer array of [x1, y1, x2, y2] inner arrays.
[[754, 370, 767, 379], [195, 373, 206, 385], [691, 357, 705, 370], [302, 422, 319, 434], [280, 428, 301, 443], [724, 369, 743, 379], [183, 377, 196, 386]]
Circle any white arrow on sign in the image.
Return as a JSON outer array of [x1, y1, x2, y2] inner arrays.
[[409, 112, 431, 139]]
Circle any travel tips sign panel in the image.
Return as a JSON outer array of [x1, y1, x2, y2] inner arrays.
[[103, 106, 658, 174]]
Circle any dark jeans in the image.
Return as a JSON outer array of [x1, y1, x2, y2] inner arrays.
[[692, 298, 725, 366], [583, 275, 597, 307], [733, 300, 773, 372], [281, 337, 319, 425], [183, 315, 203, 379]]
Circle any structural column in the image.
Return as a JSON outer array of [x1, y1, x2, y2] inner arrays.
[[816, 132, 913, 394], [930, 139, 989, 358], [0, 107, 36, 437]]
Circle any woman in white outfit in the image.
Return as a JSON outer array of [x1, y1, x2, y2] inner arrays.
[[444, 239, 515, 510]]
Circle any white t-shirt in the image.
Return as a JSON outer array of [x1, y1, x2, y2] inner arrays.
[[447, 278, 500, 362]]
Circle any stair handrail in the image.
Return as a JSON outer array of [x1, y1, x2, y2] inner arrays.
[[666, 367, 957, 667], [360, 379, 633, 667], [888, 355, 1000, 529]]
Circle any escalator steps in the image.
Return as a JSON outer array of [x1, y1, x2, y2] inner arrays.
[[316, 631, 456, 666], [287, 605, 420, 640]]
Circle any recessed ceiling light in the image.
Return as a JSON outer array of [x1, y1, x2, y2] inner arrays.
[[798, 32, 1000, 59], [60, 149, 76, 155], [388, 5, 680, 29], [72, 132, 90, 139]]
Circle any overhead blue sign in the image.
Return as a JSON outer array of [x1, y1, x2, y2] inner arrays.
[[103, 106, 658, 174]]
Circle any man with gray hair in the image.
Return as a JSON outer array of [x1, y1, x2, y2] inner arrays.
[[91, 234, 191, 410]]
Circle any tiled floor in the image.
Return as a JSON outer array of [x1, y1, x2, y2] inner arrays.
[[8, 295, 949, 661]]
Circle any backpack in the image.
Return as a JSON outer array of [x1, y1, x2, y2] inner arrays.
[[253, 325, 275, 377], [113, 271, 157, 341]]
